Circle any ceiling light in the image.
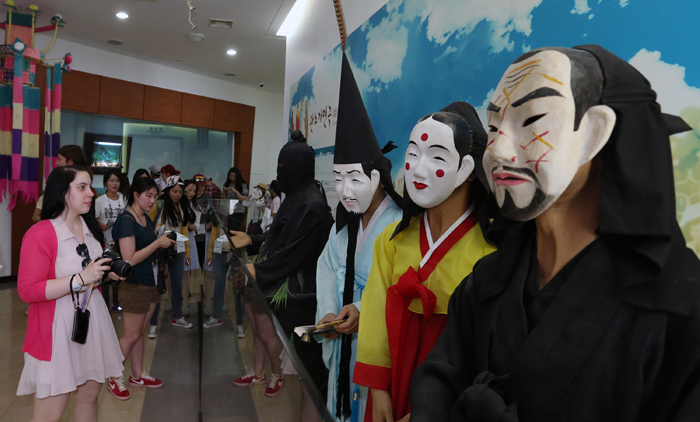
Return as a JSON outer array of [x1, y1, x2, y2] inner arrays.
[[108, 39, 124, 46], [176, 58, 186, 62], [116, 12, 129, 19], [188, 33, 205, 42], [224, 73, 236, 76], [277, 0, 307, 37], [226, 49, 237, 56]]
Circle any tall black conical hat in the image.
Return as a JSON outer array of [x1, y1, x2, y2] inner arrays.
[[333, 52, 383, 165]]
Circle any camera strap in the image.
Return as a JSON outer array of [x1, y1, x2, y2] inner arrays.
[[70, 275, 80, 310]]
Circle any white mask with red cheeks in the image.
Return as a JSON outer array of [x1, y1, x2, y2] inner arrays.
[[404, 117, 475, 209]]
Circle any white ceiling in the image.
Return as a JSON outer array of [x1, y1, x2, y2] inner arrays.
[[29, 0, 294, 93]]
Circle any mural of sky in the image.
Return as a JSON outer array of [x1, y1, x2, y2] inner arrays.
[[289, 0, 700, 252]]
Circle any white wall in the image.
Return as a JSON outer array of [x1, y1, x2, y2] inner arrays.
[[283, 0, 389, 137], [0, 34, 284, 276]]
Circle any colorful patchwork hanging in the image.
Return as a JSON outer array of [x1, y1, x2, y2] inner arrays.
[[0, 2, 65, 209], [42, 61, 50, 177], [51, 61, 61, 169]]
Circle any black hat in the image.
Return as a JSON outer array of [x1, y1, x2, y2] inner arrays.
[[333, 52, 383, 165]]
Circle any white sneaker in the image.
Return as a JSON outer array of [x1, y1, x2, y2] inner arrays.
[[147, 325, 157, 339], [237, 325, 245, 338], [203, 317, 222, 328], [183, 305, 190, 317], [172, 317, 193, 329], [164, 302, 172, 313]]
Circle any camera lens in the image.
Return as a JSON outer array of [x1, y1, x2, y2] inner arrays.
[[111, 259, 132, 278]]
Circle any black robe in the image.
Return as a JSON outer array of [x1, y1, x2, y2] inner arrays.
[[410, 222, 700, 422], [249, 180, 334, 396]]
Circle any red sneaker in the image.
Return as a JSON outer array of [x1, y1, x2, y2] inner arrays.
[[107, 376, 131, 401], [129, 371, 164, 389], [234, 370, 266, 387], [265, 373, 285, 397]]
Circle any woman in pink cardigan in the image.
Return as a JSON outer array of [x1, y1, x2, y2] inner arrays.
[[16, 165, 125, 422]]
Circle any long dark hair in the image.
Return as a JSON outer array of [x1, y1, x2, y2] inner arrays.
[[161, 180, 195, 227], [269, 180, 279, 197], [132, 168, 150, 181], [127, 176, 158, 207], [223, 167, 246, 192], [42, 165, 105, 247], [183, 179, 202, 212]]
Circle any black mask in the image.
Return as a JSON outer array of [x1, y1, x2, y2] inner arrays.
[[277, 131, 315, 194]]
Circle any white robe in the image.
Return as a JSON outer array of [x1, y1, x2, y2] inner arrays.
[[315, 197, 402, 422]]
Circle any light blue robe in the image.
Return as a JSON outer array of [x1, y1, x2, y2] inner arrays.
[[316, 198, 402, 422]]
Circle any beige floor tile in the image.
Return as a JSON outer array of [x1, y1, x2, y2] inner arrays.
[[0, 409, 33, 422]]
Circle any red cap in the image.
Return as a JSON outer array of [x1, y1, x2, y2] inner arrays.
[[194, 174, 206, 185], [161, 164, 180, 175]]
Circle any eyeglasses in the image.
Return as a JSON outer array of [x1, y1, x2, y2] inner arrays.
[[76, 243, 91, 269]]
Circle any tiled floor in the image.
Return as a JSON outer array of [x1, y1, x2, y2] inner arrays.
[[0, 272, 312, 422]]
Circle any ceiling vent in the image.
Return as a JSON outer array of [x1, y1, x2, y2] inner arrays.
[[209, 19, 233, 29]]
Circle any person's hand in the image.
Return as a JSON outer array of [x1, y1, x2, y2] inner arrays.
[[99, 222, 109, 232], [106, 272, 126, 282], [205, 222, 213, 231], [245, 263, 256, 280], [371, 389, 394, 422], [335, 304, 360, 334], [319, 313, 339, 340], [206, 258, 213, 267], [185, 258, 191, 267], [229, 230, 252, 249], [398, 414, 410, 422], [188, 223, 197, 232], [80, 257, 112, 285], [156, 233, 176, 249]]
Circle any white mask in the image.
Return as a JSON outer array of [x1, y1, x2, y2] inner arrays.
[[404, 117, 475, 209], [333, 163, 380, 214], [483, 50, 615, 221], [251, 187, 263, 200]]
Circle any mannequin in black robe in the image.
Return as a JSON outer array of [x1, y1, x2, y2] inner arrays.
[[410, 45, 700, 422], [235, 130, 335, 397]]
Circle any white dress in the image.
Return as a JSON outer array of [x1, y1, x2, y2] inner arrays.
[[17, 217, 124, 398]]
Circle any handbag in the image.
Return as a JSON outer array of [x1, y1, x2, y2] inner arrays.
[[70, 277, 90, 344]]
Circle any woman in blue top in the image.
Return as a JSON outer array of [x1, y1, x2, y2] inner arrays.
[[107, 177, 175, 401]]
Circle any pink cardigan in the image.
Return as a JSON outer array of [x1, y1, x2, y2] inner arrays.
[[17, 220, 59, 361]]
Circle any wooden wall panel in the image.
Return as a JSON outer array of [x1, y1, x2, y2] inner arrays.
[[62, 70, 101, 114], [99, 77, 144, 119], [236, 132, 254, 183], [144, 86, 182, 125], [241, 105, 255, 134], [181, 93, 215, 129], [214, 100, 243, 133]]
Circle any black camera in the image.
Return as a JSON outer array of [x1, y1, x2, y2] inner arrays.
[[100, 250, 132, 286], [164, 231, 178, 259]]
